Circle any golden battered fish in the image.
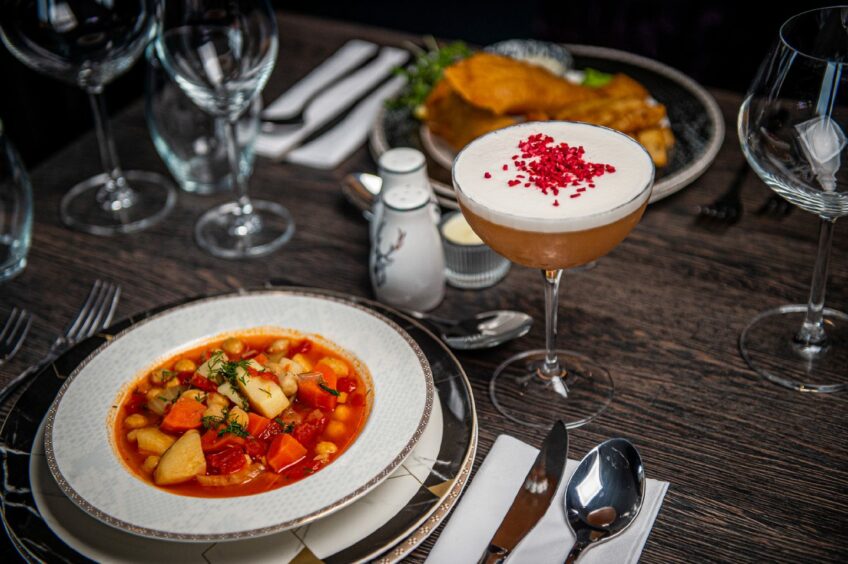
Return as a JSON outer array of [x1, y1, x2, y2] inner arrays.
[[423, 79, 516, 149], [442, 52, 596, 115]]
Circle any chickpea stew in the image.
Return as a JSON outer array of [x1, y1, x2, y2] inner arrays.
[[115, 332, 371, 497]]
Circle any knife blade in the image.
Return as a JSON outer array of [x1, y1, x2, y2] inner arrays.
[[477, 420, 568, 564]]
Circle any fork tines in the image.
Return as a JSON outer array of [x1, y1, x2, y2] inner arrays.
[[62, 280, 121, 346], [0, 307, 32, 364]]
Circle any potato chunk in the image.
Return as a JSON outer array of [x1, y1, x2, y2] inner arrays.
[[196, 350, 229, 382], [154, 429, 206, 486], [135, 427, 176, 455], [234, 361, 289, 419]]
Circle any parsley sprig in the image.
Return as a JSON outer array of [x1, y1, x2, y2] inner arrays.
[[217, 419, 248, 438], [319, 382, 340, 397]]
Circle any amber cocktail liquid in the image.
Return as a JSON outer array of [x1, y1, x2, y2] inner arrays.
[[453, 122, 654, 428]]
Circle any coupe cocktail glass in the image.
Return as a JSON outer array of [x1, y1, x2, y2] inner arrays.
[[453, 121, 654, 428]]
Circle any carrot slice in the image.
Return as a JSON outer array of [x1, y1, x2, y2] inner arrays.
[[201, 427, 246, 452], [159, 398, 206, 433], [297, 379, 337, 411], [247, 412, 271, 437], [267, 434, 307, 472]]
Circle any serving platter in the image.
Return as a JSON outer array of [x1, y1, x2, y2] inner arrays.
[[369, 42, 725, 205], [0, 288, 477, 562]]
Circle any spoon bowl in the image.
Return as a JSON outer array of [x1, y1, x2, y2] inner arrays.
[[563, 438, 645, 563], [404, 309, 533, 350]]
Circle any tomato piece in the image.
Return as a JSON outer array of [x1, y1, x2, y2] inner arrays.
[[201, 427, 246, 452], [254, 353, 268, 365], [350, 393, 365, 407], [159, 398, 206, 433], [290, 340, 312, 355], [267, 434, 307, 473], [247, 366, 278, 383], [125, 391, 148, 415], [190, 373, 218, 393], [337, 377, 357, 394], [177, 371, 193, 385], [246, 412, 271, 437], [206, 445, 247, 475], [292, 411, 327, 448], [245, 437, 267, 459], [257, 420, 284, 442]]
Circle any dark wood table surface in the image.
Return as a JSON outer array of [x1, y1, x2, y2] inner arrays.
[[2, 12, 847, 564]]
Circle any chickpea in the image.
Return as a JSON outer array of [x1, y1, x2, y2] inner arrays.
[[267, 338, 290, 355], [149, 368, 172, 385], [332, 405, 352, 422], [280, 373, 298, 396], [126, 429, 139, 442], [124, 413, 149, 429], [181, 389, 206, 403], [324, 420, 347, 441], [206, 392, 229, 409], [165, 377, 182, 389], [141, 455, 160, 474], [173, 358, 197, 373], [203, 404, 226, 422], [227, 406, 249, 428], [146, 387, 164, 402], [315, 441, 338, 456], [221, 337, 245, 356]]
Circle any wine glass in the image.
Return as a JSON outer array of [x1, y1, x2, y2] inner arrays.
[[155, 0, 293, 258], [738, 6, 848, 392], [453, 121, 654, 428], [0, 0, 177, 235]]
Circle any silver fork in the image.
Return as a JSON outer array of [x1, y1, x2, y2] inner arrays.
[[0, 308, 32, 366], [0, 280, 121, 404]]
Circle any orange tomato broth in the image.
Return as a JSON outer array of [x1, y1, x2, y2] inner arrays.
[[114, 333, 371, 497]]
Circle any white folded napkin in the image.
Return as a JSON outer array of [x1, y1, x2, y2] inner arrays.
[[285, 75, 406, 169], [256, 46, 409, 161], [426, 434, 669, 564], [262, 39, 378, 119]]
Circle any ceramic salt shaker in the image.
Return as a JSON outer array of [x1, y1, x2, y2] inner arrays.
[[371, 147, 439, 240], [369, 184, 445, 311]]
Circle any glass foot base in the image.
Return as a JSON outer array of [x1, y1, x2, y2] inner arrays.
[[490, 349, 614, 429], [740, 304, 848, 392], [195, 199, 294, 259], [60, 170, 177, 235]]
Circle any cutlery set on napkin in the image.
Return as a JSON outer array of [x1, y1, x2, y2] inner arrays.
[[255, 39, 408, 168], [428, 424, 669, 564]]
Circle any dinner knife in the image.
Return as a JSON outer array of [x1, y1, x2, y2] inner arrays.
[[477, 420, 568, 564]]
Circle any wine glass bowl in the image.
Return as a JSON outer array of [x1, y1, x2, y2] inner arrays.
[[155, 0, 293, 259], [453, 121, 654, 428], [738, 6, 848, 392]]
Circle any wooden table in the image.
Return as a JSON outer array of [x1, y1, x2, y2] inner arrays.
[[2, 13, 846, 564]]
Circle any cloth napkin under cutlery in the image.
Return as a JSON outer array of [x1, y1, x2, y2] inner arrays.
[[427, 434, 669, 564], [256, 41, 408, 166]]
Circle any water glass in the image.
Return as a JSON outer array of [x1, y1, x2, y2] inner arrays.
[[0, 123, 33, 282], [145, 47, 260, 195]]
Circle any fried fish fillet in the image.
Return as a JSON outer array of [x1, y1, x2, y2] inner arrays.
[[442, 52, 596, 115], [423, 79, 516, 149], [554, 96, 668, 134]]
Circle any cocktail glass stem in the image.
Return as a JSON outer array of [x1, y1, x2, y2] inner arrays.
[[795, 217, 836, 352], [87, 90, 137, 212], [541, 268, 565, 381]]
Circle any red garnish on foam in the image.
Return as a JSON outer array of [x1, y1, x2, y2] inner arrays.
[[484, 172, 491, 179], [491, 133, 615, 206]]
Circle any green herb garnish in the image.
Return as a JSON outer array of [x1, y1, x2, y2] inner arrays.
[[202, 415, 223, 430], [215, 358, 251, 387], [319, 383, 340, 397], [217, 419, 248, 438], [274, 418, 295, 433], [581, 68, 613, 88], [386, 38, 471, 117], [259, 387, 272, 398]]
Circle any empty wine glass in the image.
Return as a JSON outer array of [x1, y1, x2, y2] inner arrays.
[[0, 121, 33, 282], [738, 6, 848, 392], [155, 0, 293, 258], [0, 0, 177, 235]]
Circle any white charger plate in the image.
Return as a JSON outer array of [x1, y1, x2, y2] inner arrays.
[[44, 291, 433, 542]]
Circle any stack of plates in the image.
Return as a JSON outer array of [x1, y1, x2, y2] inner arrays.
[[368, 43, 724, 208], [1, 288, 477, 563]]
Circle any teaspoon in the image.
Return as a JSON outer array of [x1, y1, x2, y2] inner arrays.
[[563, 438, 645, 563], [403, 309, 533, 350]]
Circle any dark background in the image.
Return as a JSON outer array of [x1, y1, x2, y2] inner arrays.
[[0, 0, 828, 169]]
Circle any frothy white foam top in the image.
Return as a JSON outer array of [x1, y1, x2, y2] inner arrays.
[[453, 122, 655, 232]]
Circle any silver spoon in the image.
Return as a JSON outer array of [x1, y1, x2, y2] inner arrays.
[[563, 438, 645, 563], [403, 309, 533, 350]]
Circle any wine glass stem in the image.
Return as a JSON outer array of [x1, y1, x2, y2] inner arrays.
[[87, 90, 135, 211], [541, 269, 564, 378], [224, 119, 254, 217], [796, 217, 836, 348]]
